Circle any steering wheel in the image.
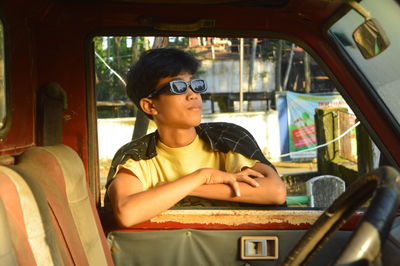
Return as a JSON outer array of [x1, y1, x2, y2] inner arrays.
[[283, 166, 400, 265]]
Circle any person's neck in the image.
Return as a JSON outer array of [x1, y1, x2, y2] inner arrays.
[[157, 126, 197, 148]]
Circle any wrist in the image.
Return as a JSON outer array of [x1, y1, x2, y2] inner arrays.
[[196, 168, 211, 184]]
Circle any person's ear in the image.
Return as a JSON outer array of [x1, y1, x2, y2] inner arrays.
[[140, 98, 158, 116]]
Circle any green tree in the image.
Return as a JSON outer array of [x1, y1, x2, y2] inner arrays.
[[94, 36, 146, 102]]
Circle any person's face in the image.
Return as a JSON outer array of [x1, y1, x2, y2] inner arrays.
[[147, 72, 203, 129]]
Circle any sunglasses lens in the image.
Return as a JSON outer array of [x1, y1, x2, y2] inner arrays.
[[191, 79, 207, 93], [171, 81, 188, 94], [167, 79, 207, 95]]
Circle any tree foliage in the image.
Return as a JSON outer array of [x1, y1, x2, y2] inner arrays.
[[94, 36, 142, 102], [94, 36, 191, 102]]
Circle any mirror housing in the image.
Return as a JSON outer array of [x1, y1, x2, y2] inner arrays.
[[352, 18, 390, 59]]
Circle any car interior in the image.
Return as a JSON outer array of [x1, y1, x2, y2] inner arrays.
[[0, 0, 399, 265]]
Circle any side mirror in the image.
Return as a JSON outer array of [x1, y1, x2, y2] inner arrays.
[[352, 18, 390, 59]]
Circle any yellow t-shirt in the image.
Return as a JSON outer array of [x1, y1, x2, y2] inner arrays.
[[117, 135, 258, 191]]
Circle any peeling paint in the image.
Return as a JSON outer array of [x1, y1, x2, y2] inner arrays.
[[150, 209, 323, 226]]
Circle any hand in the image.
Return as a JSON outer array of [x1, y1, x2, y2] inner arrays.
[[237, 166, 265, 179], [200, 168, 262, 197]]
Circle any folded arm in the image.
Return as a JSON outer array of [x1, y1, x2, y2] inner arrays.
[[189, 162, 287, 205], [108, 168, 203, 227], [107, 166, 264, 227]]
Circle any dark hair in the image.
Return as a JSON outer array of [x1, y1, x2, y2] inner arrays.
[[126, 48, 200, 116]]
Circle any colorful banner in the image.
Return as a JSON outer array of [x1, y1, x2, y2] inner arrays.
[[286, 91, 349, 159]]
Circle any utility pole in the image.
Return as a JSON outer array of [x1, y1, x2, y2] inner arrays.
[[247, 38, 257, 111], [283, 43, 295, 90], [304, 52, 311, 93], [275, 40, 283, 92], [239, 38, 244, 112]]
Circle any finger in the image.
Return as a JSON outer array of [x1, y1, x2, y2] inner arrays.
[[227, 178, 241, 197], [237, 175, 260, 187], [241, 168, 264, 178]]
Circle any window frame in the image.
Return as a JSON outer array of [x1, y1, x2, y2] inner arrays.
[[0, 15, 11, 139]]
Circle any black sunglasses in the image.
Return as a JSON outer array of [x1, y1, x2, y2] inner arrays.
[[146, 79, 207, 98]]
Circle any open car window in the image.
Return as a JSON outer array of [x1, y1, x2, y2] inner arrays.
[[94, 36, 378, 209]]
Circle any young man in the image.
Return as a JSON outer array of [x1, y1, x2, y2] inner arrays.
[[106, 48, 286, 228]]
